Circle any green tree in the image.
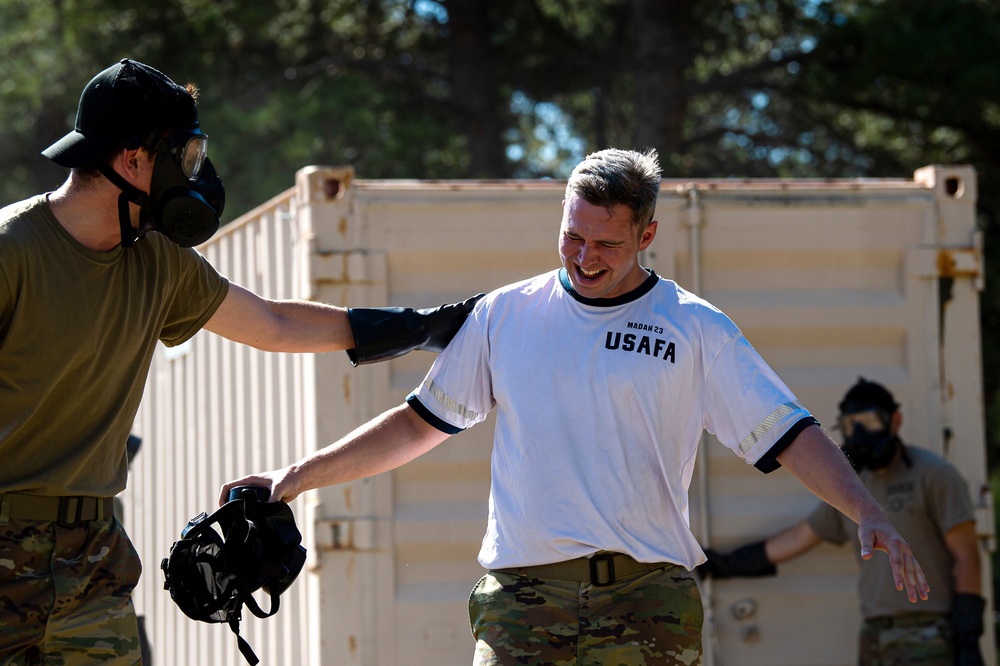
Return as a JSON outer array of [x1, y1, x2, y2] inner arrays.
[[789, 0, 1000, 463], [4, 3, 999, 426], [1, 0, 488, 218]]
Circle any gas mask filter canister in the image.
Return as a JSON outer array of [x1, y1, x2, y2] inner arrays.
[[99, 123, 225, 248]]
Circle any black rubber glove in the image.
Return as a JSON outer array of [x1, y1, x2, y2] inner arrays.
[[699, 541, 776, 579], [346, 293, 485, 366], [950, 593, 985, 666]]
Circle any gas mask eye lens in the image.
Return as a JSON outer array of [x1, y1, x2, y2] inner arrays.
[[178, 134, 208, 180], [839, 409, 886, 435]]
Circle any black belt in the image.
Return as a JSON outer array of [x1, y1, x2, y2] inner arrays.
[[0, 493, 115, 525], [863, 612, 948, 629], [494, 552, 677, 587]]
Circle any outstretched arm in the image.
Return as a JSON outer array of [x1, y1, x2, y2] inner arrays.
[[205, 283, 353, 352], [220, 403, 451, 504], [776, 424, 930, 602], [205, 284, 483, 358], [764, 520, 824, 565], [701, 519, 823, 579]]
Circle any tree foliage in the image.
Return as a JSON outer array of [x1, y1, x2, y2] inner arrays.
[[3, 0, 1000, 462]]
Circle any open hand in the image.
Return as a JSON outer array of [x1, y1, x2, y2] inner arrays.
[[859, 515, 930, 602]]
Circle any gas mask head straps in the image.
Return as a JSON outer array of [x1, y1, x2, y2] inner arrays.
[[96, 162, 149, 248], [97, 125, 225, 248]]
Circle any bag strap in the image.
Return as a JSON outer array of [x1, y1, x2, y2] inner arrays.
[[182, 501, 256, 559], [241, 584, 280, 620], [224, 548, 279, 666], [229, 616, 260, 666]]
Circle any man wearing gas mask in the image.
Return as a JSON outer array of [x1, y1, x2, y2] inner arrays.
[[702, 378, 985, 665], [0, 58, 479, 664]]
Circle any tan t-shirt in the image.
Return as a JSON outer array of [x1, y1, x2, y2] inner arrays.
[[0, 195, 229, 496], [807, 445, 975, 617]]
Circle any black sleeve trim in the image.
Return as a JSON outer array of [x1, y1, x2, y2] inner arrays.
[[405, 393, 465, 435], [753, 416, 820, 474]]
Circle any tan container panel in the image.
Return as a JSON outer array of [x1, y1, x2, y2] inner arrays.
[[126, 165, 991, 666]]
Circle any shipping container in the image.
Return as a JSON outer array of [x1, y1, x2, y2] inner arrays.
[[125, 164, 992, 665]]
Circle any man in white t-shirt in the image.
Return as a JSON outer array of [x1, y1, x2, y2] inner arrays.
[[222, 148, 929, 664]]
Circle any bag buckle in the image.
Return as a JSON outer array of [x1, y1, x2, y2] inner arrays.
[[589, 553, 616, 587]]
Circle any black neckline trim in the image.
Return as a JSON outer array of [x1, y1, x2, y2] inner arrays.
[[558, 267, 658, 307]]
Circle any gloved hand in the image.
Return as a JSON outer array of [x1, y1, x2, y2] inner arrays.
[[698, 541, 776, 579], [950, 593, 985, 666], [346, 293, 485, 366]]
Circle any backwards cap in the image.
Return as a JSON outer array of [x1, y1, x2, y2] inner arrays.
[[42, 58, 198, 168], [839, 377, 899, 415]]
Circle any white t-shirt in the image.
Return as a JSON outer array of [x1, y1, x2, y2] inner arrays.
[[408, 268, 814, 570]]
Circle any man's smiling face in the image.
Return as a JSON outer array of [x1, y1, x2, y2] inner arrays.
[[557, 192, 657, 300]]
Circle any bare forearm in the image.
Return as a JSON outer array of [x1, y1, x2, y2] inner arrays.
[[230, 298, 353, 352], [777, 425, 883, 526], [946, 521, 982, 595], [260, 299, 353, 352], [776, 424, 929, 601], [954, 555, 982, 595], [219, 404, 450, 504], [205, 283, 353, 352], [293, 404, 447, 489], [765, 521, 823, 564]]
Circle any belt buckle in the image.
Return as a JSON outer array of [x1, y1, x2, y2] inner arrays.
[[589, 553, 616, 587], [57, 497, 84, 525]]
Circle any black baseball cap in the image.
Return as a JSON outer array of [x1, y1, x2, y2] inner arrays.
[[42, 58, 198, 168], [839, 377, 899, 415]]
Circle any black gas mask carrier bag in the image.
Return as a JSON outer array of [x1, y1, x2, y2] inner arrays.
[[161, 486, 306, 665]]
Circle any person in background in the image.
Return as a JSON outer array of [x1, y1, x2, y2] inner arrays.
[[703, 378, 984, 666], [0, 58, 478, 664], [222, 149, 929, 665]]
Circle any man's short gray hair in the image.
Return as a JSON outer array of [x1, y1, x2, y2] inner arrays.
[[565, 148, 661, 230]]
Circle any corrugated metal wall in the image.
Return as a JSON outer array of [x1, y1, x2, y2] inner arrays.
[[128, 186, 324, 666], [662, 179, 959, 665], [125, 165, 991, 666]]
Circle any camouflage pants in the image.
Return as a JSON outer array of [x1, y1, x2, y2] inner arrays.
[[858, 613, 952, 666], [0, 517, 142, 665], [470, 565, 703, 665]]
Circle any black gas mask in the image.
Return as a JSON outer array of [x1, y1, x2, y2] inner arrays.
[[161, 486, 306, 665], [839, 408, 899, 471], [99, 123, 225, 248]]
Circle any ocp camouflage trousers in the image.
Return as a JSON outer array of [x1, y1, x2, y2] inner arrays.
[[0, 517, 142, 665], [470, 565, 703, 665], [858, 613, 952, 666]]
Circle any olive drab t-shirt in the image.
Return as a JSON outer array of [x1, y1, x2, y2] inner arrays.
[[807, 445, 975, 618], [0, 194, 229, 496]]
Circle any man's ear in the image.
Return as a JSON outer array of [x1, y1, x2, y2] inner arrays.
[[115, 146, 152, 184], [639, 220, 658, 250]]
